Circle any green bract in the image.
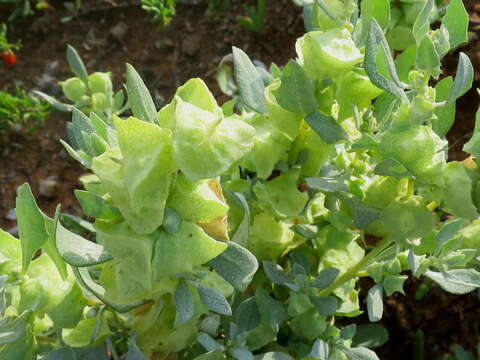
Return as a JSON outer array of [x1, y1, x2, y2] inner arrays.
[[3, 0, 479, 359]]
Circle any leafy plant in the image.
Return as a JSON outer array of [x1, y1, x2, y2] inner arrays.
[[141, 0, 177, 29], [35, 45, 128, 122], [2, 0, 479, 359], [0, 87, 51, 133], [238, 0, 266, 34]]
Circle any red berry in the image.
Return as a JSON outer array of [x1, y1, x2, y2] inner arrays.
[[2, 51, 16, 67]]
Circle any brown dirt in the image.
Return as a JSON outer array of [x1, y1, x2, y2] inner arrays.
[[0, 1, 479, 359]]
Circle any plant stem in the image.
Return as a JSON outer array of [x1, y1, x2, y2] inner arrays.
[[319, 238, 394, 296]]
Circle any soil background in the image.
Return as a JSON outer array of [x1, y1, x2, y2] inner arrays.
[[0, 0, 479, 359]]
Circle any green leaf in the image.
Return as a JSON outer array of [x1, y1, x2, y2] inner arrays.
[[209, 242, 258, 292], [126, 64, 157, 123], [364, 19, 407, 101], [173, 100, 254, 181], [74, 190, 122, 221], [72, 266, 149, 313], [66, 45, 88, 83], [425, 269, 480, 294], [112, 116, 175, 234], [446, 53, 473, 104], [152, 221, 227, 278], [359, 0, 391, 45], [412, 0, 433, 44], [273, 60, 317, 115], [232, 46, 266, 113], [352, 324, 389, 348], [194, 350, 224, 360], [125, 336, 149, 359], [15, 183, 50, 273], [55, 217, 113, 267], [305, 111, 348, 144], [367, 284, 383, 322], [174, 280, 196, 326], [415, 35, 440, 74], [433, 76, 455, 137], [229, 191, 251, 247], [442, 0, 469, 50], [196, 284, 232, 316], [463, 133, 480, 157], [374, 158, 415, 179]]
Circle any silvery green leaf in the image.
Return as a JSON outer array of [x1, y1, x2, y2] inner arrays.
[[305, 112, 348, 144], [452, 344, 475, 360], [254, 352, 295, 360], [196, 285, 232, 316], [364, 20, 407, 102], [194, 350, 224, 360], [0, 311, 30, 345], [374, 158, 415, 179], [43, 348, 76, 360], [310, 339, 329, 359], [342, 347, 380, 360], [33, 91, 73, 112], [352, 324, 389, 348], [305, 177, 348, 192], [232, 46, 266, 114], [367, 284, 383, 322], [197, 332, 224, 352], [340, 324, 357, 340], [174, 280, 196, 326], [126, 63, 157, 123], [255, 288, 288, 332], [67, 45, 88, 83], [236, 297, 261, 333], [435, 218, 465, 255], [446, 53, 473, 104], [425, 269, 480, 294], [311, 296, 338, 316], [442, 0, 469, 50], [209, 242, 258, 292], [126, 336, 149, 360], [350, 197, 380, 230], [162, 208, 181, 234], [312, 267, 340, 289], [274, 60, 317, 115], [412, 0, 433, 44], [228, 191, 250, 247], [232, 348, 254, 360], [263, 261, 289, 285]]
